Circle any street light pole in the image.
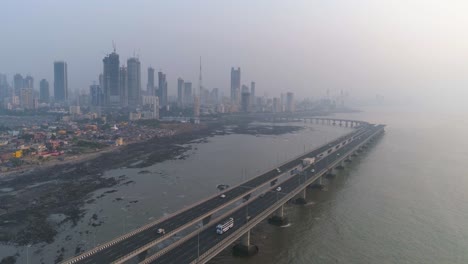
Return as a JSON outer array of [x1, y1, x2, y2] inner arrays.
[[26, 245, 31, 264], [197, 229, 200, 262]]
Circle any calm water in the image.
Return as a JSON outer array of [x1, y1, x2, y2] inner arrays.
[[212, 106, 468, 264]]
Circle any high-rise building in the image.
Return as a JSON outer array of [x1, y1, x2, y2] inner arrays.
[[286, 92, 295, 112], [177, 77, 184, 107], [241, 84, 249, 94], [127, 58, 141, 106], [241, 92, 251, 112], [142, 95, 159, 120], [147, 67, 155, 96], [103, 52, 120, 106], [90, 84, 103, 106], [210, 88, 219, 104], [20, 88, 34, 109], [230, 67, 241, 104], [0, 74, 8, 101], [184, 82, 192, 106], [24, 75, 34, 89], [54, 61, 68, 102], [39, 79, 50, 103], [250, 81, 256, 105], [119, 66, 128, 107], [158, 71, 168, 107], [13, 74, 24, 96], [273, 97, 281, 112]]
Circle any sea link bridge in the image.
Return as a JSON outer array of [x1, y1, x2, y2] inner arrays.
[[63, 118, 385, 264]]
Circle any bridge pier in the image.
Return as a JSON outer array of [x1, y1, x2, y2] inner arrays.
[[268, 205, 289, 226], [336, 160, 345, 170], [294, 188, 307, 205], [232, 230, 258, 257]]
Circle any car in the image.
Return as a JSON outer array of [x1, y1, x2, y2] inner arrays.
[[276, 168, 281, 173], [157, 228, 165, 235], [259, 193, 265, 198], [276, 187, 282, 192], [311, 169, 315, 173], [220, 194, 226, 198]]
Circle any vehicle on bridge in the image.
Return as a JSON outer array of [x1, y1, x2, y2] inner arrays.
[[302, 157, 316, 167], [276, 186, 282, 192], [216, 218, 234, 234], [157, 228, 165, 235]]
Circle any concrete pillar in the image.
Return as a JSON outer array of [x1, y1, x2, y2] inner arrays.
[[268, 205, 289, 226], [241, 230, 251, 246], [233, 230, 258, 257], [294, 189, 307, 204], [276, 205, 284, 217]]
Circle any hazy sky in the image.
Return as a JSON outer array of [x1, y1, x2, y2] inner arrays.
[[2, 0, 468, 106]]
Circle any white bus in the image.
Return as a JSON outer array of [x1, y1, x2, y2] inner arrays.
[[216, 217, 234, 234]]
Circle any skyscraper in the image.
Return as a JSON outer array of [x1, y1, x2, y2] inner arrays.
[[39, 79, 50, 103], [286, 92, 295, 112], [13, 74, 24, 96], [0, 74, 9, 101], [177, 77, 184, 107], [250, 81, 256, 105], [158, 71, 168, 107], [20, 88, 34, 109], [184, 82, 192, 106], [90, 84, 103, 106], [127, 58, 141, 106], [54, 61, 68, 102], [24, 75, 34, 89], [241, 91, 251, 112], [103, 52, 120, 106], [147, 67, 155, 96], [119, 66, 128, 107], [230, 67, 241, 104]]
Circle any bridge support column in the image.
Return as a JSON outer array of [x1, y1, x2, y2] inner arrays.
[[294, 188, 307, 205], [336, 160, 345, 170], [268, 205, 289, 226], [233, 230, 258, 257], [345, 156, 352, 163]]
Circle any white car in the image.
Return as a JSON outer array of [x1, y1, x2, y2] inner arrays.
[[157, 228, 165, 235], [276, 187, 282, 192], [220, 194, 226, 198], [276, 168, 281, 173], [311, 169, 315, 173]]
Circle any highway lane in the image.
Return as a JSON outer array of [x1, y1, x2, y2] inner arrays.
[[145, 125, 383, 264], [67, 124, 372, 264]]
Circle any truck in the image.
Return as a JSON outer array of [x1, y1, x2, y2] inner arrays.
[[216, 218, 234, 235], [302, 157, 316, 167]]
